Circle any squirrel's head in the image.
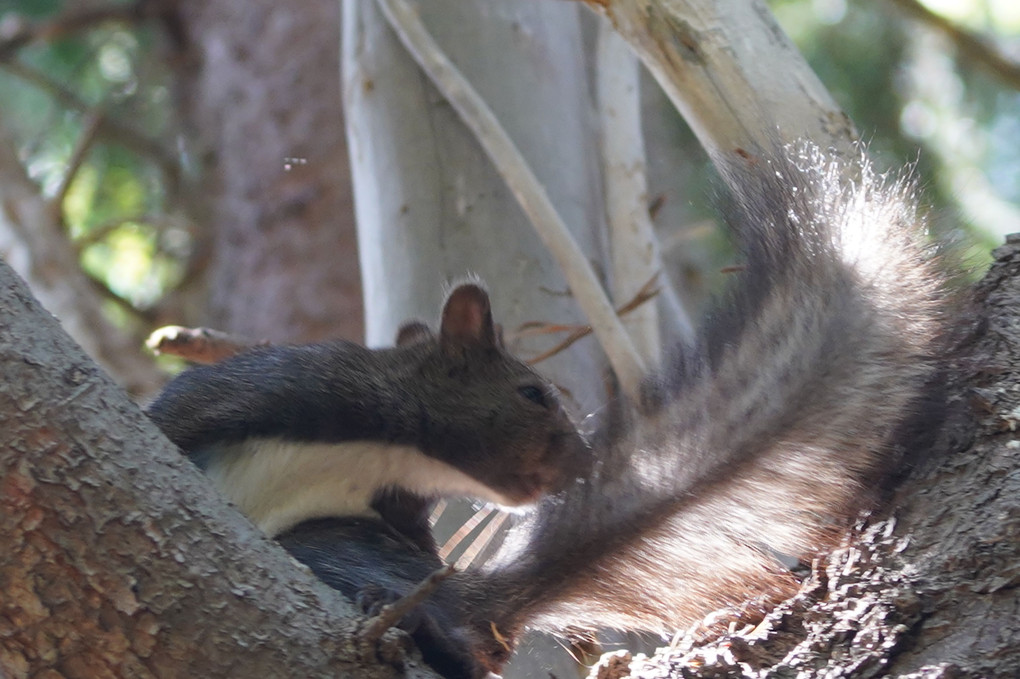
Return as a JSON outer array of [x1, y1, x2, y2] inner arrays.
[[403, 283, 590, 507]]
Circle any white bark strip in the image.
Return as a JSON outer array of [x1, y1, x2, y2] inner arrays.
[[597, 22, 694, 361], [373, 0, 647, 400], [599, 0, 857, 167]]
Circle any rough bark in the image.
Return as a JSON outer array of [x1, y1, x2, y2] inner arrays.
[[595, 240, 1020, 678], [172, 0, 363, 343], [0, 258, 439, 678]]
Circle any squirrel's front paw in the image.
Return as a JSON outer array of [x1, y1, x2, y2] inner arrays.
[[357, 584, 484, 679]]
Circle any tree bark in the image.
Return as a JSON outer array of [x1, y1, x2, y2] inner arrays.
[[600, 241, 1019, 677], [342, 0, 608, 413], [172, 0, 363, 344], [594, 0, 856, 169], [0, 257, 440, 678]]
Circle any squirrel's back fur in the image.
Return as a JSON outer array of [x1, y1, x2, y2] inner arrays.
[[468, 144, 949, 646]]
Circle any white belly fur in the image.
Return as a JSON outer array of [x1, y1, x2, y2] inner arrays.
[[203, 439, 511, 537]]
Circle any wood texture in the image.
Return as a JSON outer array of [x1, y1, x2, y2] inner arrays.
[[0, 258, 435, 679]]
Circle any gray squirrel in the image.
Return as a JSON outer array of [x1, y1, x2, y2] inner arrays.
[[147, 282, 587, 538], [147, 143, 950, 678], [453, 144, 950, 673], [146, 282, 587, 678]]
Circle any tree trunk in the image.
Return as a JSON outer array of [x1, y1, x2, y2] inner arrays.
[[172, 0, 363, 344], [342, 0, 608, 412]]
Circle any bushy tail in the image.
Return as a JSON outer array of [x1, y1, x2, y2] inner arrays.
[[469, 144, 949, 642]]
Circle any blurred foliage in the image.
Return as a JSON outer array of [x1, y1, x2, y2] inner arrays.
[[0, 0, 184, 313], [0, 0, 1016, 316], [772, 0, 1020, 261], [654, 0, 1018, 290]]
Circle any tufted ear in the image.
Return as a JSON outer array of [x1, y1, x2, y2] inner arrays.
[[439, 283, 497, 353], [395, 321, 433, 347]]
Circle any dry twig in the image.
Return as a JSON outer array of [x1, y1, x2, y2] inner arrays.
[[375, 0, 647, 400], [525, 274, 661, 365], [359, 565, 457, 645]]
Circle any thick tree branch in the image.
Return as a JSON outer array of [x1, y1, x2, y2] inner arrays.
[[375, 0, 647, 401], [0, 257, 438, 679], [592, 0, 857, 167]]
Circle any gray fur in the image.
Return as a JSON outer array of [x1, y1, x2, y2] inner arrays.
[[147, 282, 588, 536], [468, 145, 949, 648]]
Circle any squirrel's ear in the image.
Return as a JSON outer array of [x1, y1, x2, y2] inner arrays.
[[440, 283, 497, 352], [395, 321, 433, 347]]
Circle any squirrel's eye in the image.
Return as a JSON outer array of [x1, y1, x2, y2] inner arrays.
[[518, 385, 548, 408]]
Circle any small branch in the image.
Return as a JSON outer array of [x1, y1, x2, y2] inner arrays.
[[146, 326, 266, 363], [524, 274, 661, 365], [51, 109, 104, 216], [1, 61, 181, 189], [885, 0, 1020, 91], [359, 565, 456, 645], [81, 268, 157, 325], [375, 0, 647, 401]]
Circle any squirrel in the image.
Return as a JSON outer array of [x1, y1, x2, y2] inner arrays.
[[145, 282, 588, 678], [451, 143, 951, 672], [147, 143, 950, 678]]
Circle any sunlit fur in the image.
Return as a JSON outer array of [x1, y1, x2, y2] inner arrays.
[[470, 144, 949, 643]]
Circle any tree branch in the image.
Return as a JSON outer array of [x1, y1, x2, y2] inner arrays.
[[0, 257, 431, 678], [593, 0, 856, 166], [360, 566, 457, 646], [0, 61, 181, 193], [375, 0, 647, 401], [51, 109, 104, 215], [0, 0, 175, 61], [885, 0, 1020, 90]]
